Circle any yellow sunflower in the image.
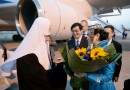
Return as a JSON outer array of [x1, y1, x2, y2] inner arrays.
[[97, 47, 108, 57], [90, 47, 108, 60], [75, 47, 87, 59]]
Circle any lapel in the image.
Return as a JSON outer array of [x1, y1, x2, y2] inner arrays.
[[72, 39, 77, 49], [111, 39, 116, 46], [110, 40, 121, 53], [79, 36, 88, 48], [111, 39, 114, 43], [68, 39, 76, 50]]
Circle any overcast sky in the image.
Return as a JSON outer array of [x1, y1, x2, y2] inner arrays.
[[101, 9, 130, 31]]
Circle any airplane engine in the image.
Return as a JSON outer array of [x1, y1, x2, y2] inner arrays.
[[15, 0, 93, 40]]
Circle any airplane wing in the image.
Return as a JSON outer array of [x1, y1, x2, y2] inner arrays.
[[87, 0, 130, 14]]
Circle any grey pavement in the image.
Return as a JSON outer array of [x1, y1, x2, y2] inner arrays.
[[0, 31, 130, 90]]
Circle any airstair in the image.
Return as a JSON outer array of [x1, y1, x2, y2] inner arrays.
[[90, 15, 122, 33]]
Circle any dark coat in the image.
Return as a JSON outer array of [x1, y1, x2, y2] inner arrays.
[[112, 40, 122, 80], [17, 53, 67, 90]]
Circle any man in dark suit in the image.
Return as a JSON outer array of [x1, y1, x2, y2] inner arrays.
[[68, 22, 88, 49], [68, 22, 89, 90], [104, 25, 122, 82]]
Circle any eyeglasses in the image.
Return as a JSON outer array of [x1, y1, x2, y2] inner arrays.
[[71, 30, 80, 32]]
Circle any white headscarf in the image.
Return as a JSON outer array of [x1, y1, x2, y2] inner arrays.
[[0, 17, 51, 76]]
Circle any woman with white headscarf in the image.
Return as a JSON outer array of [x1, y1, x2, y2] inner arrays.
[[0, 17, 67, 90]]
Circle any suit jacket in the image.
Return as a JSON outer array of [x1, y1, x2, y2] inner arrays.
[[67, 36, 89, 90], [68, 35, 88, 50], [112, 40, 122, 79]]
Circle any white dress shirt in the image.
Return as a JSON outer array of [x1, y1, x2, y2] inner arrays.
[[75, 35, 82, 46]]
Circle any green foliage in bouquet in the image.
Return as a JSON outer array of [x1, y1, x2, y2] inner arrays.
[[59, 43, 122, 89], [59, 43, 121, 73]]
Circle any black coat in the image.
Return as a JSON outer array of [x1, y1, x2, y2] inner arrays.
[[17, 53, 67, 90], [112, 40, 122, 79]]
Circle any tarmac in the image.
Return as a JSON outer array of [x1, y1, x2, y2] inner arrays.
[[0, 31, 130, 90]]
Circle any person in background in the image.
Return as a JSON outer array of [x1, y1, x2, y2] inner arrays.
[[121, 25, 128, 39], [0, 17, 67, 90], [104, 25, 122, 82], [81, 20, 89, 37], [68, 22, 89, 90], [81, 20, 92, 48]]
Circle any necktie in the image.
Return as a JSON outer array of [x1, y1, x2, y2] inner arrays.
[[76, 40, 79, 49]]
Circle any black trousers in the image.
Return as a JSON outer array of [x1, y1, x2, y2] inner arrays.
[[17, 53, 67, 90], [124, 79, 130, 90]]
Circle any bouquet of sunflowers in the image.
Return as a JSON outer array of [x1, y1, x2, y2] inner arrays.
[[59, 42, 122, 89], [59, 43, 121, 73]]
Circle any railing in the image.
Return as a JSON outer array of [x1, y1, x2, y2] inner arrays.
[[91, 15, 122, 33]]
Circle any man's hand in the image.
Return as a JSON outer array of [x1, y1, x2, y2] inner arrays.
[[114, 77, 119, 82], [74, 73, 87, 78]]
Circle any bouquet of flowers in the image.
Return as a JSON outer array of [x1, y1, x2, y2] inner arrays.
[[59, 43, 121, 72], [59, 43, 122, 89]]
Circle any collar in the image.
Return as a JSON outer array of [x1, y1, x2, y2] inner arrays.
[[107, 38, 112, 45], [83, 31, 88, 35]]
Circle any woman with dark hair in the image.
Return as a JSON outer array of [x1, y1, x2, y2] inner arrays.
[[92, 29, 108, 46], [74, 29, 116, 90]]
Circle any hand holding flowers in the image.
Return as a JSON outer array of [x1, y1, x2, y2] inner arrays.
[[59, 43, 122, 89], [74, 72, 87, 78]]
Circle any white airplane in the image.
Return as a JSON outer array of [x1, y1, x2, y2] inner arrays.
[[0, 0, 130, 89], [0, 0, 130, 40], [0, 0, 19, 31]]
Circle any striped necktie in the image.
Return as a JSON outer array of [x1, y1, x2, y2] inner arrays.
[[76, 40, 79, 49]]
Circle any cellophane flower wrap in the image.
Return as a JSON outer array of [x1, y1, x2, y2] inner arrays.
[[58, 42, 122, 88], [59, 43, 121, 72]]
